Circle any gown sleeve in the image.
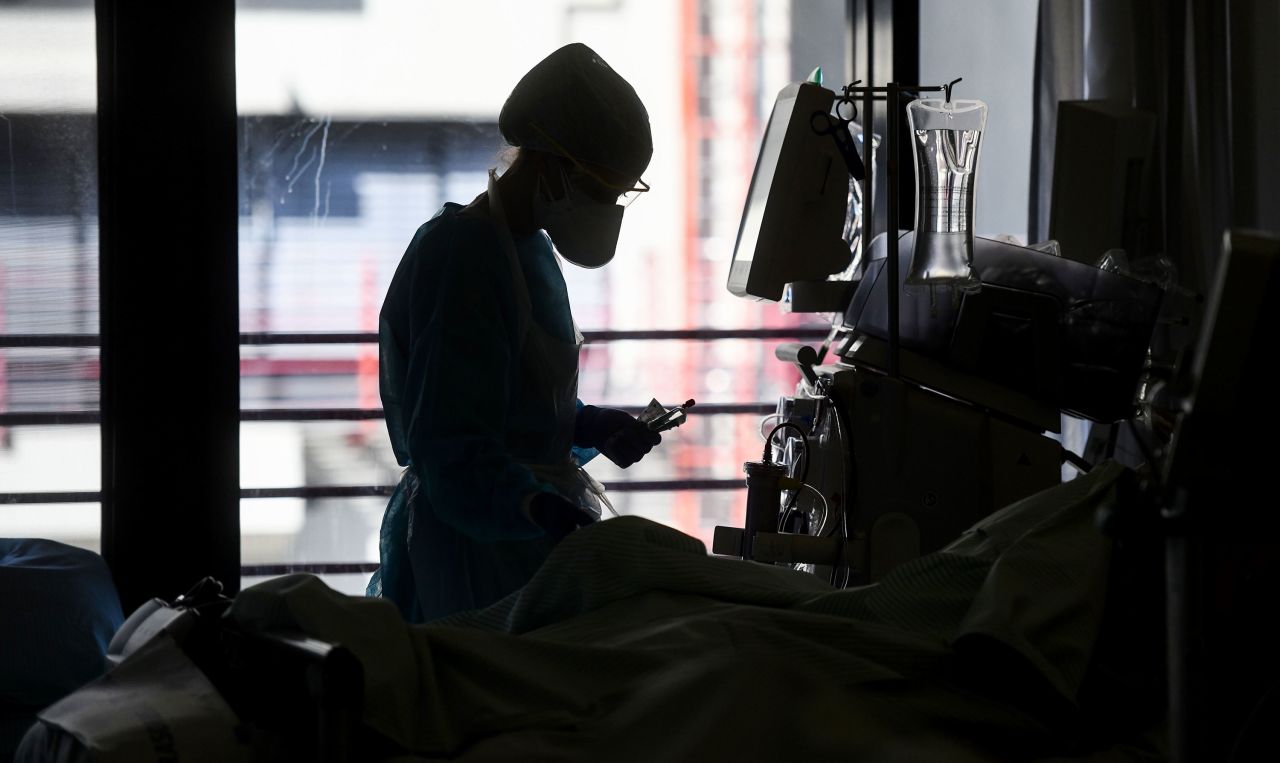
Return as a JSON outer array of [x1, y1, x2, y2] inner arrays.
[[570, 399, 599, 466], [399, 218, 554, 542]]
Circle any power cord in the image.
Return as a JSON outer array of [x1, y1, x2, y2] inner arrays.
[[765, 421, 810, 532], [762, 421, 808, 462]]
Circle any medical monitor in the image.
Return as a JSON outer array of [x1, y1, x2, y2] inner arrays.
[[1048, 101, 1156, 264], [1166, 229, 1279, 514], [726, 82, 853, 301]]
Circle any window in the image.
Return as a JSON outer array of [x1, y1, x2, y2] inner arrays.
[[0, 0, 100, 549], [237, 0, 844, 593], [918, 0, 1038, 241]]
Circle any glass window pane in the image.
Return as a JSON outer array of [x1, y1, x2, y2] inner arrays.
[[0, 503, 101, 554], [0, 424, 100, 492], [240, 338, 804, 411], [239, 411, 763, 564], [919, 0, 1038, 241], [1, 347, 99, 413], [240, 416, 773, 493], [0, 0, 99, 548], [238, 488, 746, 596], [243, 573, 373, 598], [241, 342, 373, 410], [576, 338, 804, 408], [236, 0, 844, 572], [240, 421, 399, 490], [240, 496, 385, 585]]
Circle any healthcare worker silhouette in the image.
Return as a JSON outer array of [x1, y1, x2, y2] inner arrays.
[[368, 43, 661, 622]]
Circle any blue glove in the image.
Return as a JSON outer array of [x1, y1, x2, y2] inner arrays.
[[529, 492, 596, 542], [574, 405, 662, 468]]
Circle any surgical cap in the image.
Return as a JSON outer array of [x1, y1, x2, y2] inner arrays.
[[499, 43, 653, 181]]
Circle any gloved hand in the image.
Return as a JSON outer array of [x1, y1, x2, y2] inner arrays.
[[529, 492, 596, 542], [574, 405, 662, 468]]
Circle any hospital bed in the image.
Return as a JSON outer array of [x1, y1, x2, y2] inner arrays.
[[16, 460, 1166, 762]]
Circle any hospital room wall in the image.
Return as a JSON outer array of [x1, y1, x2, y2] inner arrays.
[[1231, 0, 1280, 234], [918, 0, 1038, 242]]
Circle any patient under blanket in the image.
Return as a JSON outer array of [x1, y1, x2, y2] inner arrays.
[[26, 462, 1167, 761]]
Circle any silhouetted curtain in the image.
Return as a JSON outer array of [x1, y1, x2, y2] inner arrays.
[[1028, 0, 1235, 293]]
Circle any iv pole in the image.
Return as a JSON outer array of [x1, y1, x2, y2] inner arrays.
[[832, 77, 962, 379]]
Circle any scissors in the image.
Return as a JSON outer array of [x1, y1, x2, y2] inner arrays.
[[810, 82, 866, 181]]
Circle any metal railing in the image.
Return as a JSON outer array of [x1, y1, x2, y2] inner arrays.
[[0, 402, 778, 428], [2, 326, 827, 573], [2, 327, 828, 349]]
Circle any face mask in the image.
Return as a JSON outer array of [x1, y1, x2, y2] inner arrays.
[[532, 166, 624, 269]]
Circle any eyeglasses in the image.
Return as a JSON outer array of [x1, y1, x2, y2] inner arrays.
[[576, 170, 649, 208], [531, 123, 650, 207]]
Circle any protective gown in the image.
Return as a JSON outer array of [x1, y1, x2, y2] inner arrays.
[[368, 176, 606, 623]]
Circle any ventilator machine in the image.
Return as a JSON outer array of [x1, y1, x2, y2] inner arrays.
[[714, 79, 1164, 585]]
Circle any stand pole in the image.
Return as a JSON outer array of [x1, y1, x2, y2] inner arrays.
[[885, 82, 901, 379], [860, 86, 874, 279]]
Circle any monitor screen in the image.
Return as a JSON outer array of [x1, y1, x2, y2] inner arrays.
[[732, 90, 797, 265], [726, 81, 851, 301]]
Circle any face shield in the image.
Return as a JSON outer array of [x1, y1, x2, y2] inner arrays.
[[529, 129, 650, 268], [499, 43, 654, 267]]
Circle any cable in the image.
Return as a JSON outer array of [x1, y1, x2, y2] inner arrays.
[[830, 502, 852, 588], [831, 401, 855, 589], [812, 396, 827, 433], [778, 478, 826, 534], [786, 441, 811, 495], [765, 421, 810, 535], [801, 483, 828, 520], [1227, 681, 1280, 763], [762, 421, 808, 462], [827, 480, 850, 588], [816, 323, 841, 364], [757, 413, 783, 441]]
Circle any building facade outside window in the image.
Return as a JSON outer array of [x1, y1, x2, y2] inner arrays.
[[0, 0, 100, 551], [1, 1, 1043, 596], [234, 0, 843, 592]]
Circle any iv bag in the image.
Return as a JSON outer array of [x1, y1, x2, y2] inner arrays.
[[905, 98, 987, 292], [838, 123, 880, 280]]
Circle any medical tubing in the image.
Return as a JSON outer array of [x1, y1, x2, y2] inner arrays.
[[762, 421, 808, 463], [757, 413, 784, 440], [831, 495, 851, 588], [782, 449, 809, 519], [801, 482, 828, 517], [830, 400, 854, 588], [602, 495, 620, 518], [780, 482, 828, 532], [764, 420, 810, 521]]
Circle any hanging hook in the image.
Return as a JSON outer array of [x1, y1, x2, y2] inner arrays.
[[944, 77, 963, 103], [833, 80, 862, 123]]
